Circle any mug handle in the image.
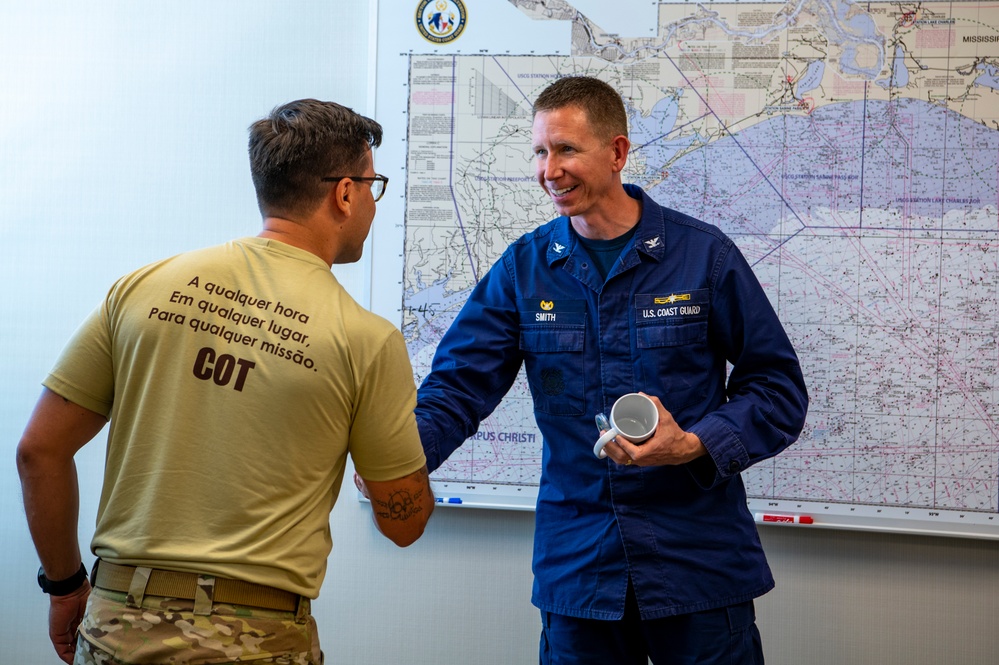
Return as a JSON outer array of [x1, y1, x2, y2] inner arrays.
[[593, 427, 620, 459]]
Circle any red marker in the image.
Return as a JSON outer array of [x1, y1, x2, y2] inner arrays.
[[754, 513, 814, 524]]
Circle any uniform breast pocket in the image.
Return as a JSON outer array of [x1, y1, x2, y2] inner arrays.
[[637, 321, 711, 413], [520, 326, 585, 416]]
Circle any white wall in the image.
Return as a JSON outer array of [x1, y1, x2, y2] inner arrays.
[[0, 0, 414, 660], [3, 3, 998, 665], [757, 527, 999, 665]]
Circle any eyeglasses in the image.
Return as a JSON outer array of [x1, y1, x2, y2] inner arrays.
[[321, 174, 389, 202]]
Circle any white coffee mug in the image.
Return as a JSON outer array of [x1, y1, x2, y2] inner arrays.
[[593, 393, 659, 459]]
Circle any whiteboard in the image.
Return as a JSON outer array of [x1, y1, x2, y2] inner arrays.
[[372, 0, 999, 540], [422, 485, 999, 542]]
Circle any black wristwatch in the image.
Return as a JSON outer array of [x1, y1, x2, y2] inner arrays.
[[37, 563, 88, 596]]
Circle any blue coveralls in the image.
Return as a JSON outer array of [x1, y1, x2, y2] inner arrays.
[[416, 185, 808, 652]]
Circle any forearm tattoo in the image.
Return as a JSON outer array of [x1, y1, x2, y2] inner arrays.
[[374, 487, 425, 521]]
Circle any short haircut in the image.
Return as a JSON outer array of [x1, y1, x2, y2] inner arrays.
[[248, 99, 383, 218], [532, 76, 628, 141]]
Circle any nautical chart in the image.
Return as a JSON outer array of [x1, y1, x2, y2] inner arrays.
[[386, 0, 999, 532]]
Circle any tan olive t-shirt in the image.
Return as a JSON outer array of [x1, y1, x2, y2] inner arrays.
[[44, 237, 426, 597]]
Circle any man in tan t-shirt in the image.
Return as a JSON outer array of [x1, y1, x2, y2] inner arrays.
[[17, 99, 434, 665]]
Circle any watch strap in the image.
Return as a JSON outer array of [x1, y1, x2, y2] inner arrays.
[[37, 562, 88, 596]]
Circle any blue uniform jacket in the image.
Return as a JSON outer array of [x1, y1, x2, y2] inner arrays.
[[416, 185, 808, 620]]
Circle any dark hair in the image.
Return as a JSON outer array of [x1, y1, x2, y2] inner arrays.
[[248, 99, 383, 217], [532, 76, 628, 141]]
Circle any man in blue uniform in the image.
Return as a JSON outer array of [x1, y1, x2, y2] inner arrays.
[[415, 76, 808, 664]]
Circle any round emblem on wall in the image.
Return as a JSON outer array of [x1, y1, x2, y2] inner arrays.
[[416, 0, 467, 44]]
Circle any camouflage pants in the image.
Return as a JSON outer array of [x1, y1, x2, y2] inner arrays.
[[74, 587, 323, 664]]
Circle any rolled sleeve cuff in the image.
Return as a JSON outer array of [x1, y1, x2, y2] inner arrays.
[[686, 416, 750, 489]]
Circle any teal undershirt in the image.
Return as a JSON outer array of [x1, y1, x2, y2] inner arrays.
[[572, 224, 638, 281]]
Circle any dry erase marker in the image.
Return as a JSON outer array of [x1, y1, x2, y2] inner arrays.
[[436, 497, 463, 504], [754, 513, 813, 524]]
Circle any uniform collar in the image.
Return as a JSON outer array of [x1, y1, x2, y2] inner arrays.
[[626, 184, 666, 262], [546, 184, 666, 266], [546, 217, 575, 266]]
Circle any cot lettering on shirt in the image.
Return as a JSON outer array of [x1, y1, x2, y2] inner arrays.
[[192, 346, 256, 391]]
